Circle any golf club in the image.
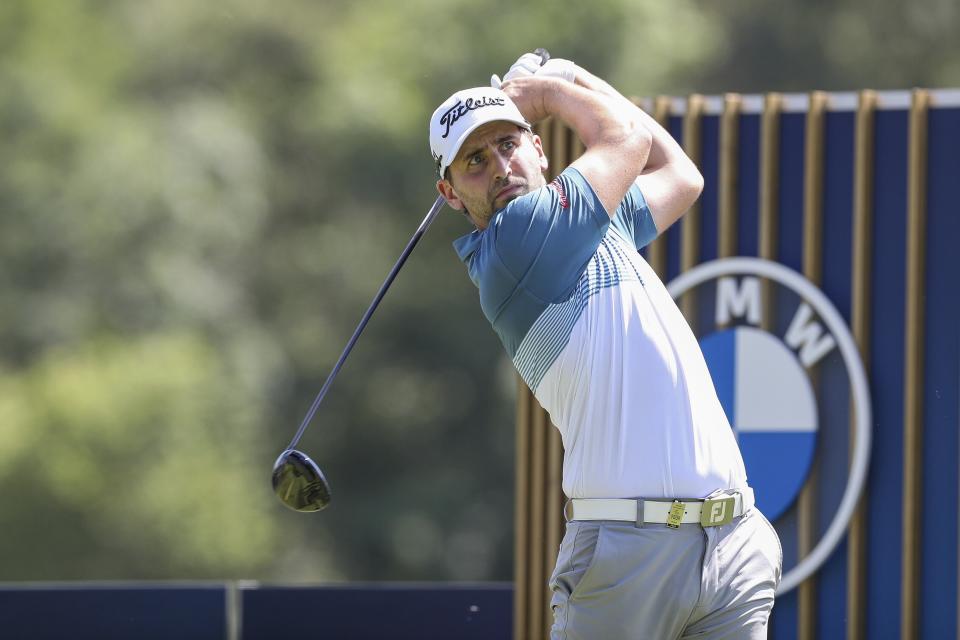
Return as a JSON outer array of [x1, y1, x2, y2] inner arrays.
[[272, 195, 445, 512], [272, 47, 551, 513]]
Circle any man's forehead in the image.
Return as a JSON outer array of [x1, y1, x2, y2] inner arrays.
[[456, 122, 525, 158]]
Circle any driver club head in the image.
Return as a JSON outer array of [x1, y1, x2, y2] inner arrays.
[[272, 449, 332, 512]]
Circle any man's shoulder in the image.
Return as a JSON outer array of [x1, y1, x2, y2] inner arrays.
[[544, 174, 571, 209], [492, 167, 595, 232], [495, 182, 550, 221]]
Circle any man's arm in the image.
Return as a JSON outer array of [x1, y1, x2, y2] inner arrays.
[[556, 63, 703, 234], [500, 76, 653, 219]]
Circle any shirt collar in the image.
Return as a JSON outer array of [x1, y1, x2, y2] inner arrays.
[[453, 228, 483, 263]]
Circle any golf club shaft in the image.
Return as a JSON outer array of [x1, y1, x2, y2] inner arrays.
[[287, 195, 446, 449]]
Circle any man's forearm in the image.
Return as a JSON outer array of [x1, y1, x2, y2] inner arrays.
[[501, 75, 652, 217], [571, 66, 688, 175], [503, 76, 649, 168], [562, 63, 702, 231]]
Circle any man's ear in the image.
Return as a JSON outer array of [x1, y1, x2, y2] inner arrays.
[[532, 134, 549, 172], [436, 179, 465, 210]]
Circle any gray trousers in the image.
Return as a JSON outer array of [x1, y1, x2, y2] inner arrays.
[[549, 508, 782, 640]]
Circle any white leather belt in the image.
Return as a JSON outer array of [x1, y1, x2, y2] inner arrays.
[[567, 489, 753, 528]]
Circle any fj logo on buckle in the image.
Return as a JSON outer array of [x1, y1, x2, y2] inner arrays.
[[701, 497, 735, 527]]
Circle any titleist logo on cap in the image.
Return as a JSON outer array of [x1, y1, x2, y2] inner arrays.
[[439, 96, 506, 139]]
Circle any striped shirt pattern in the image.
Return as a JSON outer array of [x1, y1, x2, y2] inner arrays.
[[513, 230, 645, 391]]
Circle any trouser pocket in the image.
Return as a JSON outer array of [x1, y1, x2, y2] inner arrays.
[[549, 522, 605, 606], [755, 510, 783, 587]]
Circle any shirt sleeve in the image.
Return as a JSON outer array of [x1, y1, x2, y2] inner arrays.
[[609, 180, 659, 251], [490, 167, 611, 303]]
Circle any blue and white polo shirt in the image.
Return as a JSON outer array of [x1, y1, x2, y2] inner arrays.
[[455, 167, 748, 500]]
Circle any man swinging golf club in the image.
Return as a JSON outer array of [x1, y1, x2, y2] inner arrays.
[[430, 53, 782, 638]]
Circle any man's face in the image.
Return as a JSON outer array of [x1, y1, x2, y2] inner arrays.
[[436, 121, 548, 229]]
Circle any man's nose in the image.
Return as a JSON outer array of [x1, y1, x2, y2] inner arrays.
[[492, 150, 512, 179]]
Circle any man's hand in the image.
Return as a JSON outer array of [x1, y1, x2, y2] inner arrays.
[[498, 75, 558, 125], [492, 53, 578, 89], [491, 52, 543, 89], [537, 58, 577, 84]]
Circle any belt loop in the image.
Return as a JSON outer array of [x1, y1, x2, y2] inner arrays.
[[634, 498, 645, 529], [563, 499, 572, 523]]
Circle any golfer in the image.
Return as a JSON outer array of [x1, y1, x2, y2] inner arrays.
[[429, 54, 782, 639]]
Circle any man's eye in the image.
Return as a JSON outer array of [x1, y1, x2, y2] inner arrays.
[[502, 140, 516, 151], [467, 155, 483, 167]]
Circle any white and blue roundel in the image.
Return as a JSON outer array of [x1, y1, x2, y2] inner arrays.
[[700, 326, 817, 520]]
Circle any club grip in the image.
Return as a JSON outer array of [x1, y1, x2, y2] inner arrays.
[[534, 48, 551, 65]]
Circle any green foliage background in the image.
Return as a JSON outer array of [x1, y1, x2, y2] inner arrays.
[[1, 0, 956, 582]]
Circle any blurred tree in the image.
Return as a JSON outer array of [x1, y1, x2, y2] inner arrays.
[[689, 0, 960, 92], [0, 335, 279, 578]]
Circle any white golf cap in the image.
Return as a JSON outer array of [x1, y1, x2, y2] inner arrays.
[[429, 86, 531, 178]]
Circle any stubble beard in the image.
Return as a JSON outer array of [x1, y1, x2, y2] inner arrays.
[[463, 173, 546, 229]]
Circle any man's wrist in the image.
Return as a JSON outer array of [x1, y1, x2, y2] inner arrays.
[[502, 76, 567, 124]]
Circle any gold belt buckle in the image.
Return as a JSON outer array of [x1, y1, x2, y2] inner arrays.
[[701, 497, 736, 527], [666, 500, 685, 529]]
